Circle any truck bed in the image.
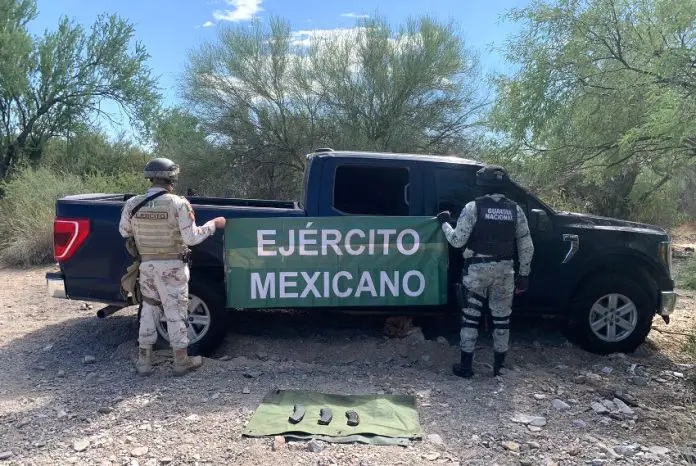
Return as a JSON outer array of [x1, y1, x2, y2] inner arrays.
[[55, 192, 305, 304]]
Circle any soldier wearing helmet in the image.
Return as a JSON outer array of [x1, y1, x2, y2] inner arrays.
[[436, 165, 534, 378], [119, 158, 226, 376]]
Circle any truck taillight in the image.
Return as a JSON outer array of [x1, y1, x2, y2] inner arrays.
[[658, 241, 673, 279], [53, 218, 90, 261]]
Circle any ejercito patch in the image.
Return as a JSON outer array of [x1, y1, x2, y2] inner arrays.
[[134, 212, 168, 220]]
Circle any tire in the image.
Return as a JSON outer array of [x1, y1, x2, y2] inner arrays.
[[573, 274, 653, 355], [154, 280, 227, 357]]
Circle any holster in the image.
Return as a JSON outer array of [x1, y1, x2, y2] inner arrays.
[[455, 283, 466, 309], [120, 237, 142, 305]]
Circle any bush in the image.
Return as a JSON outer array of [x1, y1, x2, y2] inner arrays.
[[0, 167, 146, 267], [677, 258, 696, 291]]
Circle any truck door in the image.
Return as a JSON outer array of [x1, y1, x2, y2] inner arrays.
[[316, 157, 424, 217]]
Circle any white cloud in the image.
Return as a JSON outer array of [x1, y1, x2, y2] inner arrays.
[[213, 0, 263, 22], [290, 27, 363, 47], [202, 21, 215, 28], [341, 12, 369, 19]]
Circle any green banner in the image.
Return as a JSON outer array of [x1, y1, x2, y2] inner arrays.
[[224, 216, 448, 309]]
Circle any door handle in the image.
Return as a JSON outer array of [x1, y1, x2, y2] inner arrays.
[[403, 184, 410, 206], [562, 234, 579, 264]]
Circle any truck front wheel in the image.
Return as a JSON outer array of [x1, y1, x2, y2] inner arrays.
[[573, 274, 653, 355], [154, 281, 227, 356]]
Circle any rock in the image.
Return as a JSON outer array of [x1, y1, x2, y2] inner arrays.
[[144, 460, 157, 466], [73, 438, 90, 452], [502, 441, 520, 452], [520, 460, 534, 466], [0, 452, 13, 460], [272, 436, 285, 451], [210, 392, 220, 400], [591, 402, 610, 415], [185, 414, 200, 422], [613, 388, 639, 407], [85, 372, 97, 382], [574, 375, 587, 384], [591, 460, 606, 466], [602, 367, 613, 375], [649, 446, 669, 455], [57, 369, 65, 378], [427, 434, 444, 446], [534, 394, 547, 400], [586, 373, 602, 384], [614, 445, 638, 457], [423, 452, 440, 461], [612, 398, 634, 415], [406, 327, 426, 345], [527, 426, 542, 432], [601, 399, 617, 410], [57, 409, 67, 419], [572, 419, 587, 428], [242, 387, 251, 394], [307, 440, 325, 453], [256, 352, 269, 360], [681, 448, 696, 463], [551, 399, 571, 411], [82, 355, 96, 364], [629, 376, 649, 387], [243, 371, 263, 379], [436, 336, 448, 345], [131, 447, 148, 457], [510, 413, 547, 427], [673, 371, 684, 378], [527, 442, 540, 450], [98, 407, 113, 414], [160, 458, 173, 464]]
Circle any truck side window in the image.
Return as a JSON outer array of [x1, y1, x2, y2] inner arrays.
[[333, 165, 410, 215], [435, 169, 478, 219]]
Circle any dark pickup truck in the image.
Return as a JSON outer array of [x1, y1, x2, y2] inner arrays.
[[47, 149, 676, 355]]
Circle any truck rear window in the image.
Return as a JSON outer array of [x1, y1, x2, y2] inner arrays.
[[333, 165, 410, 216]]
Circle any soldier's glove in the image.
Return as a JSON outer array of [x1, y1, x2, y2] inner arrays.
[[515, 275, 530, 294], [436, 211, 452, 225]]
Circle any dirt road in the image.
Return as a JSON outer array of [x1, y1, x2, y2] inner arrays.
[[0, 266, 695, 465]]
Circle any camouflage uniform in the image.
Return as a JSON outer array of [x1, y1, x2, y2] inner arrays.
[[119, 187, 217, 350], [442, 194, 534, 371]]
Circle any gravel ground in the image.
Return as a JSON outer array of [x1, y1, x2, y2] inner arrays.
[[0, 265, 695, 466]]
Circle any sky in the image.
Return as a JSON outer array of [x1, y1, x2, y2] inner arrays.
[[27, 0, 530, 134]]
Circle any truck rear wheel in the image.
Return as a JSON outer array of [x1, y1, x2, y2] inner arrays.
[[154, 281, 227, 356], [573, 274, 653, 355]]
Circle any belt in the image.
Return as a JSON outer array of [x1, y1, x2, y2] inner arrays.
[[141, 250, 192, 263], [464, 255, 513, 265]]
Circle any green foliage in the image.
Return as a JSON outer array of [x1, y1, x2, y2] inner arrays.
[[677, 258, 696, 291], [489, 0, 696, 223], [0, 166, 146, 266], [0, 0, 160, 179], [182, 14, 485, 199], [40, 129, 150, 176]]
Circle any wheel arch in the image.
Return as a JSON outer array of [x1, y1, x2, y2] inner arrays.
[[569, 253, 660, 315]]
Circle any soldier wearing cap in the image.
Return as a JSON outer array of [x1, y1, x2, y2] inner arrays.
[[119, 158, 226, 376], [436, 165, 534, 378]]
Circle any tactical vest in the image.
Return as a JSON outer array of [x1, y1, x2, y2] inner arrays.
[[467, 196, 517, 259], [131, 193, 186, 261]]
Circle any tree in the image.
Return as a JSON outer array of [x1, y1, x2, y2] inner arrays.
[[489, 0, 696, 219], [0, 0, 160, 179], [182, 15, 486, 199]]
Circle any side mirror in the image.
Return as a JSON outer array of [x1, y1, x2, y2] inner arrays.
[[530, 209, 551, 232]]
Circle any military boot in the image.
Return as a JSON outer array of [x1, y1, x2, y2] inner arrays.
[[452, 351, 474, 378], [173, 348, 203, 376], [493, 351, 507, 377], [135, 345, 154, 376]]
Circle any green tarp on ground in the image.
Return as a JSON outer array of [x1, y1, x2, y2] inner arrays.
[[242, 389, 423, 445]]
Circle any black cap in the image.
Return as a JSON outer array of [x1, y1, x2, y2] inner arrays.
[[476, 165, 509, 187]]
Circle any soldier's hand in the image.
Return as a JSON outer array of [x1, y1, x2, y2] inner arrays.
[[515, 275, 529, 294], [213, 217, 227, 229], [436, 211, 452, 224]]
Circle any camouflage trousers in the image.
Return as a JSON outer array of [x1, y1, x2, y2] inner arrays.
[[460, 260, 514, 354], [138, 260, 190, 350]]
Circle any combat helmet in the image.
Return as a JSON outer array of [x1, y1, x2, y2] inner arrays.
[[144, 157, 180, 182]]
